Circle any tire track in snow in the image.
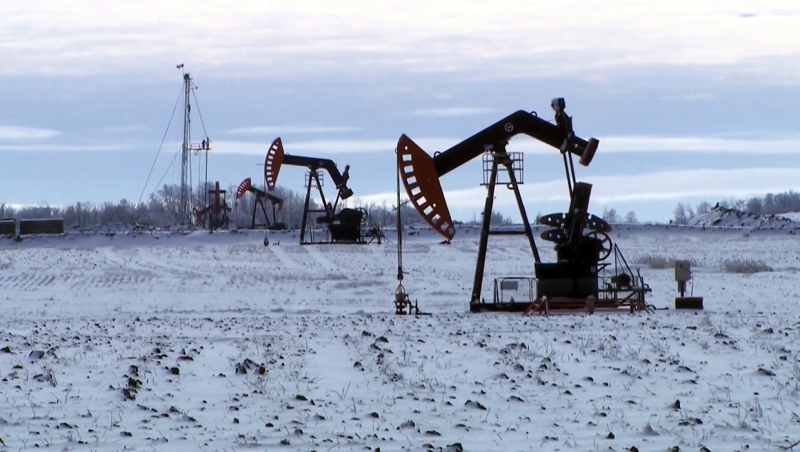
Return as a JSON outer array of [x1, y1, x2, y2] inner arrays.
[[265, 245, 301, 270], [97, 246, 131, 270], [304, 246, 337, 273], [0, 273, 57, 290]]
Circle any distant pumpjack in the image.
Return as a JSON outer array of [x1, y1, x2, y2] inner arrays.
[[235, 177, 288, 230], [193, 181, 231, 232], [264, 137, 367, 244]]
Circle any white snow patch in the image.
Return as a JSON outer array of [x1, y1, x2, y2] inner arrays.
[[778, 211, 800, 222], [1, 227, 800, 451]]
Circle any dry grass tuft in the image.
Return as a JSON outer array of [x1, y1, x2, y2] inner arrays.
[[631, 254, 699, 269], [721, 258, 773, 274]]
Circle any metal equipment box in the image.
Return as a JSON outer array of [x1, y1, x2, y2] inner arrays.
[[675, 260, 692, 282]]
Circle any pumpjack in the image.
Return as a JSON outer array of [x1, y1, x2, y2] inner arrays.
[[264, 137, 368, 244], [193, 181, 231, 232], [397, 97, 651, 314], [235, 177, 288, 230]]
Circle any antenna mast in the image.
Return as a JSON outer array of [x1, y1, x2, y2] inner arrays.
[[179, 71, 192, 225], [138, 63, 211, 223]]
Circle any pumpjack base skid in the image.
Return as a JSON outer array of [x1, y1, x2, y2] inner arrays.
[[523, 294, 651, 316], [470, 294, 651, 313], [299, 239, 368, 246], [300, 242, 368, 246], [471, 287, 653, 314], [469, 301, 531, 313]]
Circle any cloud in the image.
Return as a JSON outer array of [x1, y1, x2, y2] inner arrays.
[[504, 134, 800, 155], [596, 135, 800, 154], [0, 143, 133, 152], [105, 124, 150, 133], [657, 93, 715, 101], [353, 167, 800, 209], [410, 107, 496, 117], [209, 134, 800, 156], [228, 126, 361, 135], [2, 133, 797, 156], [0, 126, 60, 140], [210, 138, 457, 155], [3, 1, 799, 84]]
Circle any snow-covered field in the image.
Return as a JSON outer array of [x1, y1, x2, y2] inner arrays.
[[2, 225, 800, 451]]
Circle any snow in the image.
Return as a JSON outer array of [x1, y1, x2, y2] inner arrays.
[[689, 206, 800, 230], [779, 212, 800, 222], [2, 225, 800, 451]]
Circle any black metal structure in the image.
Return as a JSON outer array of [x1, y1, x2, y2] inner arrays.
[[235, 177, 288, 230], [397, 98, 599, 311], [264, 137, 366, 244], [398, 98, 651, 313], [523, 243, 653, 316]]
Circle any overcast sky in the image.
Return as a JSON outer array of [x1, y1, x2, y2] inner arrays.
[[1, 0, 799, 222]]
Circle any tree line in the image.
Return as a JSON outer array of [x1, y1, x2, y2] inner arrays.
[[579, 190, 800, 226], [669, 190, 800, 225], [0, 182, 517, 230], [598, 207, 639, 225], [9, 186, 797, 230]]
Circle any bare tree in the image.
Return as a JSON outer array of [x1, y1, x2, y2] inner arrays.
[[763, 193, 775, 214], [696, 201, 711, 215], [746, 197, 763, 215], [489, 210, 512, 225], [673, 203, 688, 224], [602, 207, 619, 223], [0, 180, 491, 231]]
